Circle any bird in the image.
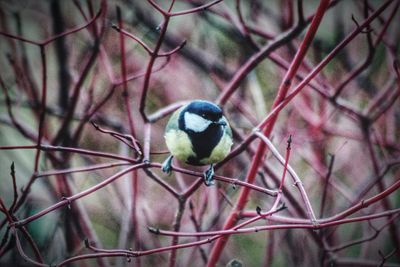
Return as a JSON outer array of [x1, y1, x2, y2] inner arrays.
[[162, 100, 233, 186]]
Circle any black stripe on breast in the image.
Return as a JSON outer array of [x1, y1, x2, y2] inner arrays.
[[186, 125, 223, 165]]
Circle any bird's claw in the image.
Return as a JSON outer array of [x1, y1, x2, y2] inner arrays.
[[162, 155, 173, 174], [204, 164, 215, 186]]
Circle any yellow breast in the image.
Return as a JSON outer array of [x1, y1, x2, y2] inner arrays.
[[164, 128, 232, 165], [164, 129, 196, 162]]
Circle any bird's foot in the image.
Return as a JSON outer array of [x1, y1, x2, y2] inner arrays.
[[204, 164, 215, 186], [161, 155, 174, 174]]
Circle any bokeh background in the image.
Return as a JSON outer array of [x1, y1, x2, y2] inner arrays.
[[0, 0, 399, 266]]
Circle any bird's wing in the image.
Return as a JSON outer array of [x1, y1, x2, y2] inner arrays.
[[165, 106, 185, 131]]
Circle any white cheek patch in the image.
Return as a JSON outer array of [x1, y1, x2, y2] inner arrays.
[[184, 112, 211, 132]]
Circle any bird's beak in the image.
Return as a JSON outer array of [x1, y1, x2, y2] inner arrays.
[[214, 119, 226, 126]]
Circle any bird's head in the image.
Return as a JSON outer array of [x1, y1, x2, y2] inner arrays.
[[180, 100, 226, 133]]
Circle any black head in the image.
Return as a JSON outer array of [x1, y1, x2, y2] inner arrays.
[[184, 100, 223, 123]]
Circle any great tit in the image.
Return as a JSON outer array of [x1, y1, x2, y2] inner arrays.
[[162, 100, 233, 186]]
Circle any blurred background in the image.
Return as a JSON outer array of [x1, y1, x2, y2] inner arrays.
[[0, 0, 399, 266]]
